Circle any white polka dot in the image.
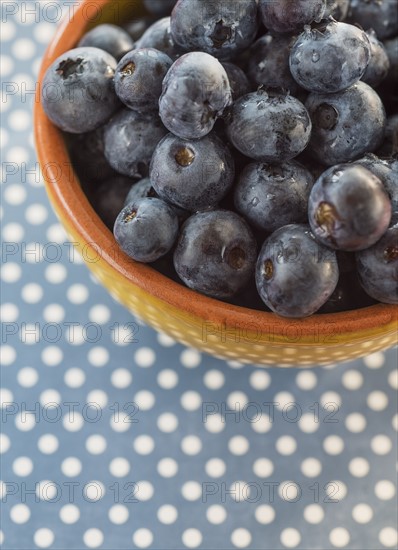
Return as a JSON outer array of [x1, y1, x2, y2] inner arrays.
[[83, 481, 105, 502], [231, 528, 252, 548], [111, 368, 132, 388], [157, 332, 176, 346], [64, 368, 85, 388], [345, 412, 367, 433], [133, 528, 153, 548], [15, 412, 36, 431], [133, 435, 155, 455], [379, 527, 398, 548], [342, 369, 363, 390], [2, 223, 24, 243], [181, 435, 202, 455], [110, 411, 131, 432], [157, 457, 178, 478], [364, 352, 385, 368], [12, 38, 36, 59], [251, 414, 273, 434], [88, 305, 111, 324], [109, 457, 130, 478], [278, 481, 300, 502], [44, 264, 67, 284], [33, 22, 56, 43], [375, 480, 396, 500], [180, 348, 201, 368], [255, 504, 275, 524], [367, 390, 389, 411], [0, 302, 19, 322], [33, 528, 54, 548], [227, 360, 244, 369], [136, 481, 154, 501], [38, 434, 59, 454], [205, 457, 226, 478], [206, 504, 226, 525], [157, 412, 178, 433], [352, 503, 373, 523], [41, 346, 64, 367], [371, 434, 392, 455], [227, 391, 248, 409], [21, 283, 43, 303], [83, 528, 104, 548], [8, 109, 30, 131], [182, 528, 202, 549], [17, 367, 38, 388], [12, 456, 33, 476], [25, 203, 48, 225], [109, 504, 129, 525], [158, 504, 178, 524], [0, 388, 13, 407], [0, 54, 13, 76], [326, 481, 347, 500], [329, 527, 350, 548], [249, 370, 271, 390], [323, 435, 344, 455], [295, 370, 317, 390], [229, 435, 249, 455], [280, 527, 301, 548], [134, 347, 156, 367], [4, 184, 27, 205], [87, 390, 108, 409], [253, 458, 274, 478], [61, 457, 82, 477], [321, 391, 341, 408], [62, 412, 84, 432], [0, 433, 10, 454], [298, 413, 319, 433], [157, 369, 178, 389], [1, 21, 16, 41], [88, 347, 109, 367], [1, 263, 21, 283], [276, 435, 297, 455], [43, 304, 65, 323], [392, 413, 398, 431], [181, 481, 202, 501], [36, 480, 58, 501], [86, 435, 107, 455], [300, 457, 322, 477], [304, 504, 324, 524], [59, 504, 80, 524], [40, 389, 61, 407], [203, 369, 225, 389], [0, 345, 16, 365], [134, 390, 155, 411], [46, 224, 67, 243], [204, 413, 225, 434], [348, 457, 370, 477], [274, 391, 295, 410], [180, 390, 202, 411], [67, 284, 89, 304]]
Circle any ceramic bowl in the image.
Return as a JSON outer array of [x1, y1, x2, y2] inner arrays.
[[34, 0, 397, 366]]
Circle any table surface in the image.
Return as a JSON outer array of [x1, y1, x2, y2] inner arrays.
[[1, 3, 397, 549]]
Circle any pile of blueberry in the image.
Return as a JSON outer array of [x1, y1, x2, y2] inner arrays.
[[42, 0, 398, 317]]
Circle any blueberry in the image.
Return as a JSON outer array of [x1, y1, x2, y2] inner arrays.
[[144, 0, 176, 16], [255, 224, 339, 318], [234, 161, 314, 232], [69, 126, 116, 184], [259, 0, 326, 34], [41, 47, 120, 134], [377, 114, 398, 158], [308, 164, 391, 251], [114, 48, 172, 112], [85, 175, 136, 230], [318, 270, 377, 313], [222, 62, 251, 101], [305, 81, 386, 165], [324, 0, 350, 20], [174, 210, 257, 298], [384, 36, 398, 85], [356, 225, 398, 304], [150, 132, 235, 211], [361, 30, 390, 88], [353, 154, 398, 226], [136, 17, 180, 59], [225, 89, 312, 163], [289, 20, 371, 94], [114, 197, 179, 263], [123, 17, 155, 41], [170, 0, 259, 60], [159, 52, 232, 139], [348, 0, 398, 40], [247, 34, 300, 95], [104, 108, 167, 178], [78, 24, 134, 61]]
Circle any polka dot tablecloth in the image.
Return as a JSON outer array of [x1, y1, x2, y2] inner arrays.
[[1, 3, 398, 549]]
